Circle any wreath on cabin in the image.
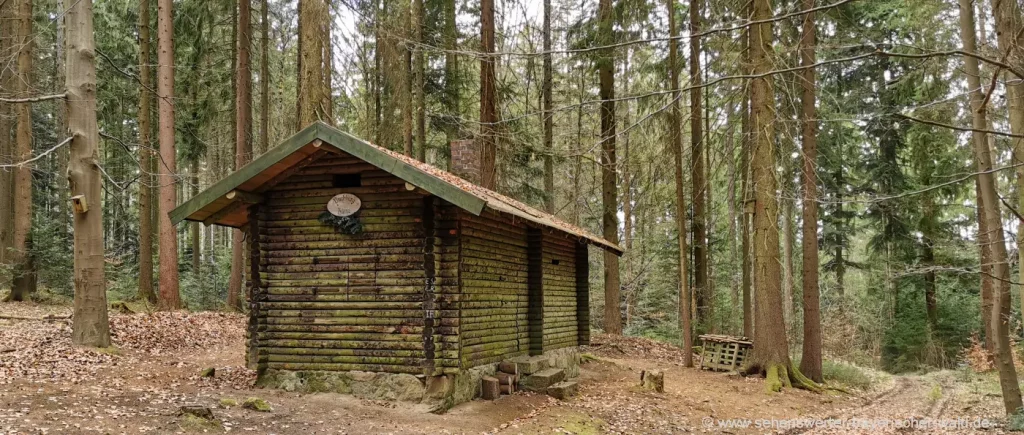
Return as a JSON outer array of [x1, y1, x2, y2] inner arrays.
[[318, 211, 363, 235]]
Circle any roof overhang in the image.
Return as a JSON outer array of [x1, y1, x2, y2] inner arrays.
[[170, 122, 623, 256]]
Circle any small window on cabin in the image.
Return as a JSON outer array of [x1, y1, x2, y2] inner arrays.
[[551, 259, 560, 266], [333, 174, 362, 188]]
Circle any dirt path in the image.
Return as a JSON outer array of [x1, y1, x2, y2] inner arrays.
[[0, 304, 1010, 434]]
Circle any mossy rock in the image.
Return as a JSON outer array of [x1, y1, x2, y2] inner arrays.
[[242, 397, 273, 412], [219, 398, 238, 408]]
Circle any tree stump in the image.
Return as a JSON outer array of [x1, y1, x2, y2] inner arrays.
[[640, 370, 664, 393], [481, 376, 500, 400], [499, 383, 514, 395]]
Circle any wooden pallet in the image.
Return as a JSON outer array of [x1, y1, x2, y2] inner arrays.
[[698, 334, 752, 372]]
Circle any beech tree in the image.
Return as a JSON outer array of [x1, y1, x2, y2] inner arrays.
[[67, 0, 111, 347], [9, 0, 35, 301], [973, 0, 1024, 415]]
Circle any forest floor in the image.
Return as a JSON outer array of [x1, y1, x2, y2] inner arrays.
[[0, 302, 1013, 434]]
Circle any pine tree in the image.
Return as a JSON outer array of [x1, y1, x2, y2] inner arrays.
[[667, 0, 691, 365], [137, 0, 156, 304], [598, 0, 621, 335], [798, 0, 822, 383], [157, 0, 182, 310]]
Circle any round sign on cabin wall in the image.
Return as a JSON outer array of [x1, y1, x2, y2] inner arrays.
[[327, 193, 361, 217]]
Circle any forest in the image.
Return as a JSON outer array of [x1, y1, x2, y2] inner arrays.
[[4, 0, 1024, 431]]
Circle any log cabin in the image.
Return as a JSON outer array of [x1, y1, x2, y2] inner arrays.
[[170, 122, 623, 408]]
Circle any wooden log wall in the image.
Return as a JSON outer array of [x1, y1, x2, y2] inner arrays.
[[458, 210, 529, 368], [575, 241, 590, 345], [252, 151, 459, 375], [542, 231, 579, 350]]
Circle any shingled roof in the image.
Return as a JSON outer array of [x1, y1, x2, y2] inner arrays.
[[170, 122, 623, 255]]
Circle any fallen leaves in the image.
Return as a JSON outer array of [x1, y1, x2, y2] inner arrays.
[[585, 333, 696, 366]]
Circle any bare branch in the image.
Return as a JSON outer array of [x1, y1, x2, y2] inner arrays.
[[0, 137, 73, 169], [0, 93, 67, 103], [896, 113, 1024, 139]]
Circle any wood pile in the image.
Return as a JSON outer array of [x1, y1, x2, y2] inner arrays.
[[482, 363, 520, 400], [698, 334, 752, 372]]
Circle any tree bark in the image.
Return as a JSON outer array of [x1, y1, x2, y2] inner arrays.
[[402, 0, 413, 157], [972, 0, 1024, 414], [479, 0, 497, 189], [985, 0, 1024, 332], [0, 0, 13, 277], [443, 0, 458, 160], [259, 0, 270, 155], [740, 0, 753, 339], [230, 0, 254, 311], [746, 0, 810, 392], [157, 0, 182, 310], [414, 0, 425, 162], [689, 0, 709, 333], [10, 0, 36, 301], [137, 0, 156, 304], [667, 0, 690, 360], [542, 0, 554, 213], [798, 0, 822, 383], [297, 0, 330, 130], [66, 0, 111, 347], [598, 0, 621, 335]]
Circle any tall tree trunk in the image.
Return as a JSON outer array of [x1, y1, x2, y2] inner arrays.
[[443, 0, 458, 161], [67, 0, 111, 347], [740, 1, 753, 338], [727, 103, 739, 332], [782, 169, 794, 325], [746, 0, 810, 391], [542, 0, 554, 212], [986, 0, 1024, 331], [598, 0, 621, 335], [971, 0, 1024, 414], [479, 0, 497, 189], [229, 0, 254, 311], [414, 0, 425, 162], [798, 0, 822, 383], [402, 0, 413, 156], [190, 163, 200, 273], [10, 0, 36, 301], [689, 0, 709, 332], [157, 0, 182, 310], [297, 0, 330, 129], [259, 0, 270, 155], [0, 0, 13, 278], [976, 176, 996, 356], [668, 0, 690, 360], [137, 0, 156, 304]]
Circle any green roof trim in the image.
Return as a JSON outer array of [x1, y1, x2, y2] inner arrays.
[[170, 122, 485, 226], [170, 122, 621, 255]]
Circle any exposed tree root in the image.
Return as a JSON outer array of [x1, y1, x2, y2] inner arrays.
[[745, 362, 824, 393]]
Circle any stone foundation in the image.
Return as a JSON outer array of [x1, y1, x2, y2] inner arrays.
[[255, 347, 581, 411]]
